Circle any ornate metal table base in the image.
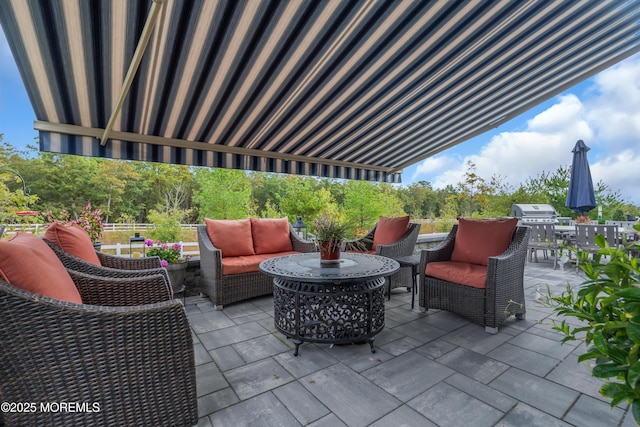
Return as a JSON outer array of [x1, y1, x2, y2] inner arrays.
[[260, 253, 399, 356], [273, 278, 386, 356]]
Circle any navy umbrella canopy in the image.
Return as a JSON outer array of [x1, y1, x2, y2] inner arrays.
[[566, 140, 597, 214]]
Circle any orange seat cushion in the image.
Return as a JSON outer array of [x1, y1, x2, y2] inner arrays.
[[372, 216, 410, 249], [221, 251, 300, 275], [450, 218, 518, 266], [251, 218, 293, 254], [0, 233, 82, 303], [205, 218, 255, 257], [426, 261, 487, 289], [44, 222, 102, 265]]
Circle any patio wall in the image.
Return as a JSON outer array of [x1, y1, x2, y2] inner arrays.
[[182, 233, 449, 296]]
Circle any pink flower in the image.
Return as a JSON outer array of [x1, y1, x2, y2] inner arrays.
[[160, 259, 169, 268], [145, 239, 154, 247], [172, 243, 182, 252]]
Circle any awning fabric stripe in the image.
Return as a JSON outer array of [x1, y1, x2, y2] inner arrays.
[[1, 0, 639, 183]]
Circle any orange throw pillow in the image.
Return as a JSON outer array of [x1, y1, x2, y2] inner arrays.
[[44, 222, 101, 265], [251, 218, 293, 254], [204, 218, 255, 257], [450, 218, 518, 266], [0, 233, 82, 303], [373, 216, 410, 249]]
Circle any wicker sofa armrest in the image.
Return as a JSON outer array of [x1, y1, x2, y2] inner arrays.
[[67, 269, 173, 306], [197, 224, 224, 304], [289, 224, 317, 252], [0, 280, 197, 427]]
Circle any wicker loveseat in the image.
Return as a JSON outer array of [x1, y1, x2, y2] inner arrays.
[[0, 233, 197, 426], [197, 218, 316, 309], [419, 220, 530, 333]]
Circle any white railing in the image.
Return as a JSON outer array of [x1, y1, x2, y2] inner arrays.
[[3, 223, 202, 234], [101, 241, 200, 258]]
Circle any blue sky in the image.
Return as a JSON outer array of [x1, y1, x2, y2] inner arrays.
[[2, 29, 639, 204]]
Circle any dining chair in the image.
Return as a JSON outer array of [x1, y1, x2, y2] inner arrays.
[[527, 222, 561, 269], [574, 224, 619, 261]]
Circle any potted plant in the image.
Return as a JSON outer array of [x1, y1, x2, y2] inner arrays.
[[575, 215, 591, 224], [545, 236, 640, 422], [45, 201, 104, 250], [145, 239, 189, 293], [312, 212, 347, 264]]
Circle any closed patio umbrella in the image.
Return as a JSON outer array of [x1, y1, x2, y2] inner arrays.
[[565, 140, 596, 214]]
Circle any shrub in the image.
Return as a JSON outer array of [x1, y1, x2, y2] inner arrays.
[[546, 236, 640, 422], [147, 210, 182, 242]]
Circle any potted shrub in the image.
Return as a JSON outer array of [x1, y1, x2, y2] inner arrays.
[[145, 239, 189, 293], [312, 212, 347, 264], [546, 235, 640, 422]]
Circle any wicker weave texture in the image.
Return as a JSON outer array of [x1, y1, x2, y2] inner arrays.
[[419, 225, 530, 330], [197, 224, 316, 308], [345, 222, 421, 290], [44, 239, 172, 297], [0, 272, 197, 426]]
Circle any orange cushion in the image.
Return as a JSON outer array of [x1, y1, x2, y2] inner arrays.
[[221, 251, 300, 275], [0, 233, 82, 303], [450, 218, 518, 266], [251, 218, 293, 254], [44, 222, 101, 265], [372, 216, 410, 249], [426, 261, 487, 289], [205, 218, 255, 257]]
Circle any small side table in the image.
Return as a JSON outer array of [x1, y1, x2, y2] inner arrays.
[[390, 254, 421, 309]]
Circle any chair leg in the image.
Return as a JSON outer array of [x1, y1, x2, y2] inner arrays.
[[485, 326, 498, 334]]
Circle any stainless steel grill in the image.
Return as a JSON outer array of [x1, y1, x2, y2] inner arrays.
[[510, 204, 557, 223]]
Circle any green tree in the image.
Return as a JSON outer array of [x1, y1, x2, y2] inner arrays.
[[457, 161, 490, 216], [193, 168, 252, 219], [278, 176, 334, 222]]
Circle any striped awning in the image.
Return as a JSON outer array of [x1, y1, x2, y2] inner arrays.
[[1, 0, 639, 182]]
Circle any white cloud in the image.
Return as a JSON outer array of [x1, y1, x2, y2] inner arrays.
[[409, 55, 640, 203], [585, 57, 640, 150], [591, 149, 640, 204], [410, 155, 456, 181]]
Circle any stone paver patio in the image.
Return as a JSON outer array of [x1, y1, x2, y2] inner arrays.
[[187, 256, 636, 426]]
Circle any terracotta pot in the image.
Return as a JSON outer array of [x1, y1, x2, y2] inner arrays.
[[319, 241, 341, 264], [165, 261, 188, 293]]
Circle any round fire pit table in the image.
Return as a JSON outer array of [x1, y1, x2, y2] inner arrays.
[[259, 252, 399, 356]]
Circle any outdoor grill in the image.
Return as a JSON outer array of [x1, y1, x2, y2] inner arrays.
[[510, 204, 558, 223]]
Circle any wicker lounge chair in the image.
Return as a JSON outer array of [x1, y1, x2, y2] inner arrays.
[[0, 269, 197, 426], [197, 223, 316, 308], [345, 222, 421, 293], [419, 225, 530, 333], [45, 238, 171, 289]]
